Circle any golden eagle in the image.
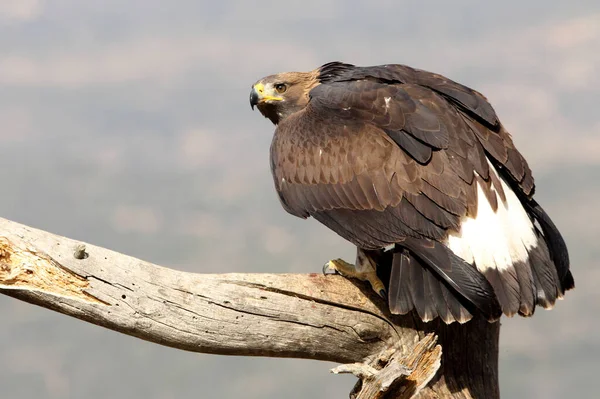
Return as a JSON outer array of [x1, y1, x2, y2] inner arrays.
[[250, 62, 574, 324]]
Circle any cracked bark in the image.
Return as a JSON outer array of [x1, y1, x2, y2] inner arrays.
[[0, 217, 499, 398]]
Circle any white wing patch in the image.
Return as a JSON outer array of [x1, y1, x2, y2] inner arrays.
[[446, 160, 537, 272]]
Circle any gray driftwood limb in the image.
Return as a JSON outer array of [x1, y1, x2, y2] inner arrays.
[[0, 217, 500, 398]]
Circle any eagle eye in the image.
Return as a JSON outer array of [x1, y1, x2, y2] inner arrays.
[[274, 83, 287, 94]]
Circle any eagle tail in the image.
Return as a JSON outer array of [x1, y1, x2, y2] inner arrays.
[[387, 249, 471, 323], [387, 239, 502, 323], [441, 161, 574, 319], [477, 196, 574, 315], [383, 200, 573, 323]]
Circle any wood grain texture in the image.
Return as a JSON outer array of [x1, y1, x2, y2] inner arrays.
[[0, 217, 499, 398], [332, 333, 442, 399]]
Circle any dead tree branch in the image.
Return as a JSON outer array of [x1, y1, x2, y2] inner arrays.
[[0, 217, 499, 398]]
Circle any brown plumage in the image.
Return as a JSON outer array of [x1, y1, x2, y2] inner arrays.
[[250, 61, 574, 324]]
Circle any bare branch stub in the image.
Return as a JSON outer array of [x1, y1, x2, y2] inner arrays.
[[332, 333, 442, 399]]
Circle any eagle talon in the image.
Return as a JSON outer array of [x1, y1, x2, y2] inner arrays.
[[322, 261, 339, 275], [323, 257, 387, 301], [323, 258, 355, 277]]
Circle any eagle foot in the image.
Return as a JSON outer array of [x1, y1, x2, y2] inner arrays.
[[323, 257, 387, 299]]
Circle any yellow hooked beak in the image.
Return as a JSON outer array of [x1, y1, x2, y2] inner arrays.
[[250, 83, 283, 109]]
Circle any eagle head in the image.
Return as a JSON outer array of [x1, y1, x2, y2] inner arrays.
[[250, 71, 319, 125]]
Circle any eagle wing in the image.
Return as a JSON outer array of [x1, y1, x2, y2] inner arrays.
[[271, 78, 501, 246], [316, 62, 536, 196]]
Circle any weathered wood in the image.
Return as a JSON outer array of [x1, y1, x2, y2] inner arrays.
[[0, 217, 499, 398], [416, 317, 500, 399], [332, 334, 442, 399]]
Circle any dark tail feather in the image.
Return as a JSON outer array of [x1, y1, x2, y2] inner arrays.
[[401, 237, 502, 321], [394, 238, 502, 322], [526, 200, 573, 292], [424, 266, 457, 324], [440, 279, 472, 323], [408, 254, 438, 322], [562, 270, 575, 292], [406, 252, 428, 320], [388, 250, 414, 315], [512, 259, 536, 317], [388, 249, 473, 323], [483, 267, 520, 317], [528, 238, 560, 308], [523, 199, 574, 309]]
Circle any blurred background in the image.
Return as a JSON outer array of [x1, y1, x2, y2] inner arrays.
[[0, 1, 598, 398]]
